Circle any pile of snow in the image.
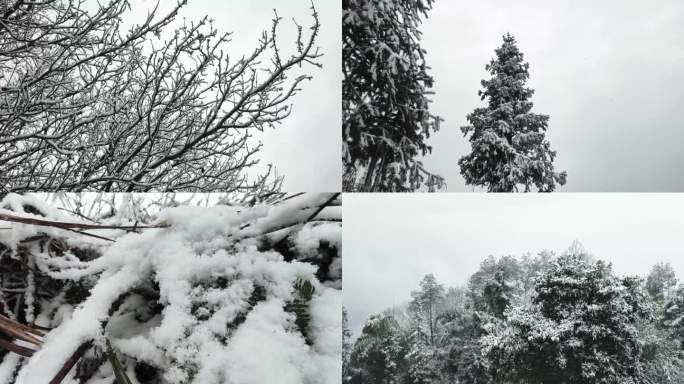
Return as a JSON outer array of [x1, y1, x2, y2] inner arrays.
[[0, 193, 341, 384]]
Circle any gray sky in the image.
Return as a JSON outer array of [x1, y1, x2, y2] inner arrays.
[[344, 193, 684, 336], [419, 0, 684, 191], [126, 0, 340, 192]]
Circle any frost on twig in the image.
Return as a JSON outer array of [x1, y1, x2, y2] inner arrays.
[[0, 0, 322, 193]]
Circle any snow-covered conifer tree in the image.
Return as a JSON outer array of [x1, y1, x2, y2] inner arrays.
[[409, 274, 444, 346], [641, 281, 684, 383], [348, 314, 406, 384], [468, 255, 523, 317], [459, 34, 567, 192]]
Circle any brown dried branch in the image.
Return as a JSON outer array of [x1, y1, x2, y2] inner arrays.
[[48, 341, 93, 384]]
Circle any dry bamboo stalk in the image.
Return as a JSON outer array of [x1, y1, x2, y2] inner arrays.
[[0, 337, 36, 357], [0, 314, 46, 337], [0, 314, 44, 345], [0, 213, 169, 230]]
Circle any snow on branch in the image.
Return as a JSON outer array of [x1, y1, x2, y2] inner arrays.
[[0, 192, 341, 384], [0, 0, 322, 193], [342, 0, 443, 192]]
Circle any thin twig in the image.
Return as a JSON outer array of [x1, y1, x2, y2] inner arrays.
[[0, 212, 168, 230]]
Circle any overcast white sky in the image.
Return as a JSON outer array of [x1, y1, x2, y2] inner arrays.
[[344, 193, 684, 336], [419, 0, 684, 191], [124, 0, 340, 192]]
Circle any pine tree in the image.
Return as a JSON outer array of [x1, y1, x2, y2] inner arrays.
[[520, 250, 555, 291], [342, 0, 443, 192], [410, 274, 445, 346], [459, 33, 567, 192]]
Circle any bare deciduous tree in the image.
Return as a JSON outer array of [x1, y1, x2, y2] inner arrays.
[[0, 0, 321, 192]]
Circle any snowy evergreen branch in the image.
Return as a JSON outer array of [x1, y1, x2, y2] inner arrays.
[[342, 0, 444, 192], [0, 192, 341, 384]]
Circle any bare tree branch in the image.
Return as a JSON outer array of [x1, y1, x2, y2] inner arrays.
[[0, 0, 322, 192]]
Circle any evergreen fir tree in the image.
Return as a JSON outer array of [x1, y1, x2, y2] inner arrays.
[[342, 0, 443, 192], [459, 33, 567, 192]]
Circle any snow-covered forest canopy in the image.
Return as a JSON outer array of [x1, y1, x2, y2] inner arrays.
[[0, 192, 341, 384], [344, 244, 684, 384], [0, 0, 331, 193]]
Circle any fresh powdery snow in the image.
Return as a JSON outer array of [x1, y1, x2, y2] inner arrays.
[[0, 193, 341, 384]]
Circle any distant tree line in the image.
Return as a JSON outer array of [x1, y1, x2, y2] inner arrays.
[[343, 244, 684, 384]]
